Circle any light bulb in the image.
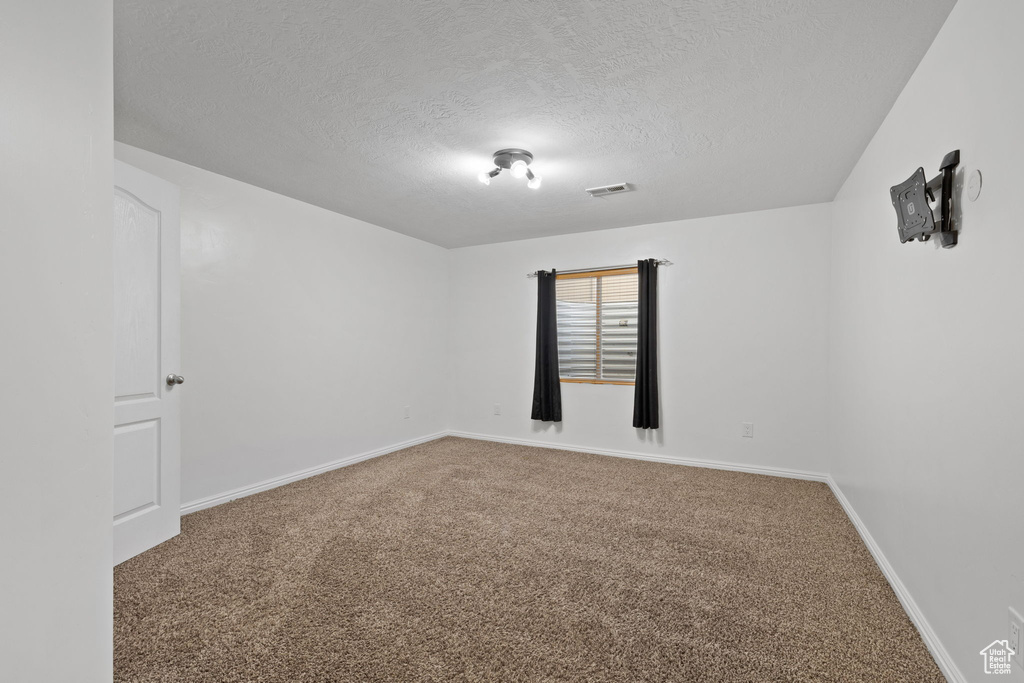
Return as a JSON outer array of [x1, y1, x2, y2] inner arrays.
[[509, 159, 528, 178], [477, 170, 491, 185], [527, 174, 542, 190]]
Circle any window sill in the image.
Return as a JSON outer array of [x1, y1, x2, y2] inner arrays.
[[560, 378, 635, 386]]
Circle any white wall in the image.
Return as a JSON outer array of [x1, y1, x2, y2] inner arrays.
[[449, 204, 832, 475], [828, 0, 1024, 679], [0, 1, 113, 681], [114, 143, 451, 505]]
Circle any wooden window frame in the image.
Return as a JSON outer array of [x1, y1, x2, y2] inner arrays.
[[556, 267, 638, 386]]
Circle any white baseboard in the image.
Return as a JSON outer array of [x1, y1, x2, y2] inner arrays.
[[446, 430, 830, 482], [179, 432, 448, 515], [825, 477, 965, 683]]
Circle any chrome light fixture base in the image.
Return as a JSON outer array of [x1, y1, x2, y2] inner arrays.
[[479, 149, 541, 189], [491, 148, 534, 169]]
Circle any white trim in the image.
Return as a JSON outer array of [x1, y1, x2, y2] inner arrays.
[[179, 432, 448, 515], [446, 430, 829, 482], [825, 476, 965, 683]]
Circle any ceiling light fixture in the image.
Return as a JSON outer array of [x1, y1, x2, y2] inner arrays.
[[479, 148, 542, 189]]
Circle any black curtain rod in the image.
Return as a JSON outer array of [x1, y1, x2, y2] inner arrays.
[[527, 259, 672, 278]]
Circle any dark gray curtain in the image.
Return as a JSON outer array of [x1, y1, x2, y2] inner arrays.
[[531, 270, 562, 422], [633, 259, 659, 429]]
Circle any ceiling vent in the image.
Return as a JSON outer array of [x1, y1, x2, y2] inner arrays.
[[585, 183, 633, 198]]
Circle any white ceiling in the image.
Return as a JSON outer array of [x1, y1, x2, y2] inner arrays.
[[114, 0, 956, 248]]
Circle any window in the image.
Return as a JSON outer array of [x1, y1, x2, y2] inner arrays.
[[555, 267, 638, 384]]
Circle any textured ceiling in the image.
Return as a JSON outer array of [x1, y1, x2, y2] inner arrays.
[[114, 0, 956, 248]]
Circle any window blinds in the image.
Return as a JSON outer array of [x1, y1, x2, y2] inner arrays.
[[555, 269, 639, 382]]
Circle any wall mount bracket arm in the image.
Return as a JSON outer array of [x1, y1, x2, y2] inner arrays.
[[889, 149, 960, 248]]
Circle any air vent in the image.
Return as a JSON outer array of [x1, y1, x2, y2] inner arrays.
[[585, 183, 633, 197]]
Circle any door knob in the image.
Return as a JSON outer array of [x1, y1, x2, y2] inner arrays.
[[166, 374, 185, 386]]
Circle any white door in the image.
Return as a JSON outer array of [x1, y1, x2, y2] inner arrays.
[[113, 160, 181, 566]]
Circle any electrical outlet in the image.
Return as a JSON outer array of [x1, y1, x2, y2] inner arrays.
[[493, 403, 501, 416], [403, 406, 411, 420], [742, 422, 754, 438], [1010, 607, 1023, 668]]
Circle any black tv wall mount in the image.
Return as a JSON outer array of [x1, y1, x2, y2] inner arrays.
[[889, 149, 960, 248]]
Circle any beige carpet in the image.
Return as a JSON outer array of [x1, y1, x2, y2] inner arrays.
[[115, 437, 943, 682]]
